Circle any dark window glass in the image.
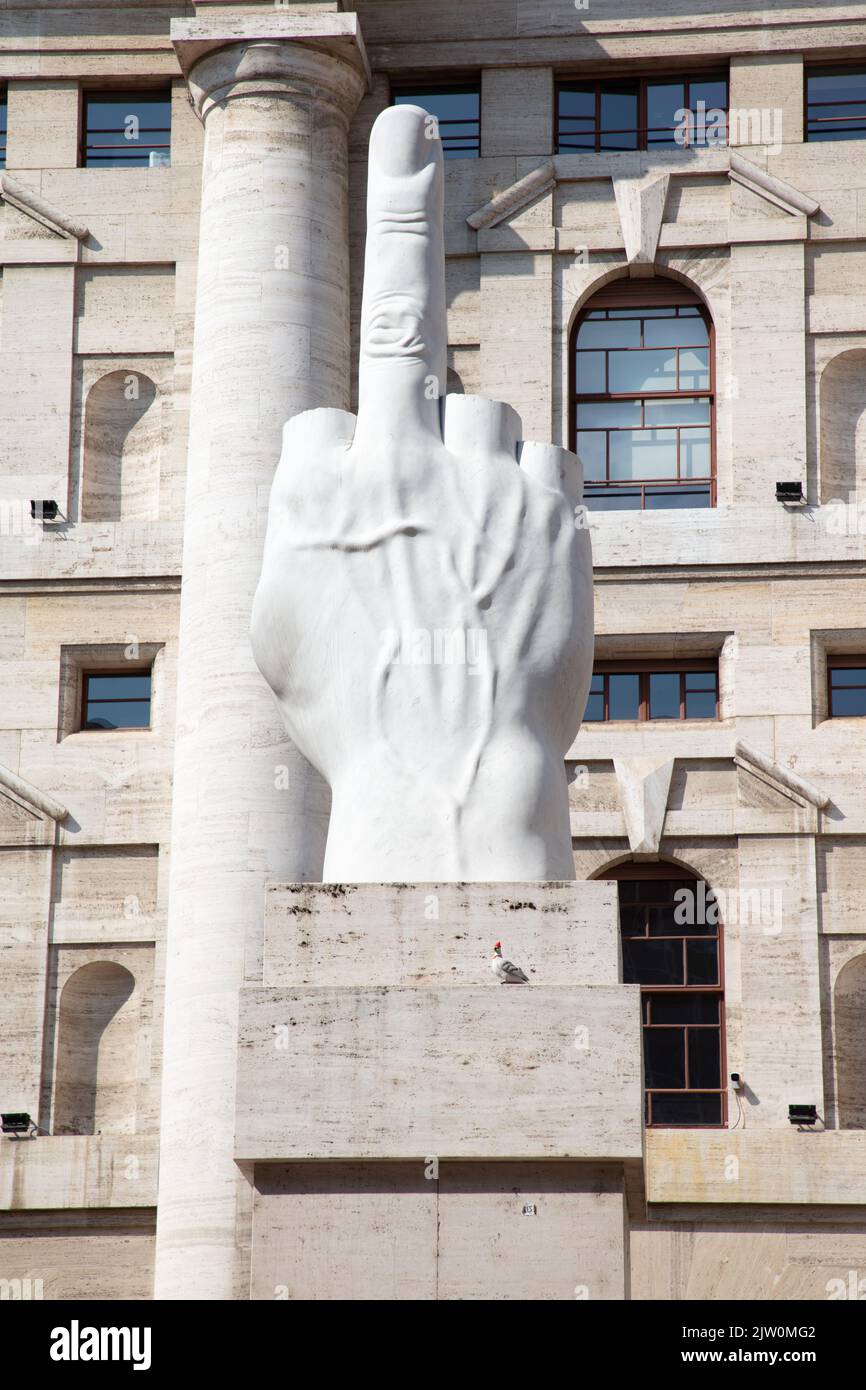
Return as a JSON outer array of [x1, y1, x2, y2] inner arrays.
[[688, 1029, 721, 1088], [611, 876, 725, 1128], [807, 68, 866, 142], [608, 672, 640, 720], [582, 666, 718, 722], [557, 74, 728, 152], [649, 1092, 723, 1126], [687, 938, 719, 986], [829, 664, 866, 717], [649, 671, 680, 719], [393, 88, 480, 158], [83, 91, 171, 168], [622, 937, 685, 986], [82, 671, 152, 730], [0, 91, 7, 169], [644, 1028, 686, 1088]]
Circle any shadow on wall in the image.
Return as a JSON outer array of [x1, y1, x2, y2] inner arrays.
[[81, 370, 159, 522], [819, 349, 866, 505], [835, 953, 866, 1129], [53, 962, 137, 1136]]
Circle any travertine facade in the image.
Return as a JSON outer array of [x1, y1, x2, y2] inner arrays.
[[2, 0, 866, 1301]]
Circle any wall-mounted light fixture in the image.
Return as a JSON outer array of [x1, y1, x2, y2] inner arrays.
[[788, 1103, 818, 1126], [775, 481, 805, 504], [30, 500, 60, 521]]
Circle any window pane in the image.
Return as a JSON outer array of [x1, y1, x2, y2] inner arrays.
[[575, 350, 606, 393], [84, 91, 171, 168], [610, 429, 678, 480], [608, 672, 640, 719], [650, 1092, 722, 1125], [558, 85, 595, 118], [585, 486, 644, 510], [583, 693, 604, 720], [691, 80, 728, 113], [86, 674, 151, 700], [576, 318, 640, 349], [620, 906, 647, 936], [577, 401, 641, 429], [831, 687, 866, 716], [609, 349, 677, 393], [681, 427, 712, 478], [84, 700, 150, 730], [678, 347, 710, 390], [394, 89, 480, 158], [687, 938, 719, 985], [685, 688, 717, 718], [649, 671, 680, 718], [645, 484, 712, 509], [599, 84, 639, 148], [644, 1028, 686, 1088], [688, 1029, 721, 1088], [830, 666, 866, 685], [575, 431, 607, 480], [646, 82, 685, 145], [648, 904, 684, 935], [649, 995, 719, 1025], [623, 937, 684, 985], [644, 317, 709, 348], [645, 397, 711, 426], [685, 670, 717, 690], [808, 69, 866, 104]]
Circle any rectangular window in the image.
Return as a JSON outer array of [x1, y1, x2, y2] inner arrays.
[[392, 86, 480, 158], [828, 660, 866, 717], [806, 67, 866, 142], [583, 662, 718, 722], [557, 74, 728, 153], [0, 89, 7, 169], [82, 671, 152, 730], [81, 90, 171, 168]]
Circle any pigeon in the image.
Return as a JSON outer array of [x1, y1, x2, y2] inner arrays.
[[490, 941, 529, 984]]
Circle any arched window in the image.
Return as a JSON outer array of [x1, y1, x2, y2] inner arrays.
[[597, 862, 726, 1127], [570, 277, 714, 511]]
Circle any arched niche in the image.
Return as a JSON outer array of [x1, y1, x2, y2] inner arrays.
[[819, 348, 866, 504], [53, 961, 138, 1136], [81, 369, 159, 522], [835, 952, 866, 1129]]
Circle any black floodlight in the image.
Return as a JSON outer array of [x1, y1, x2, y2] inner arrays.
[[1, 1112, 34, 1136], [788, 1103, 818, 1126], [775, 481, 804, 504], [30, 499, 59, 521]]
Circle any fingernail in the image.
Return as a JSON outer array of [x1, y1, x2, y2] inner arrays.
[[371, 105, 438, 179]]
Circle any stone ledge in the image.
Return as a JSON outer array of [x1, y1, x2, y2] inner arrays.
[[236, 984, 643, 1161], [0, 1134, 158, 1211], [646, 1129, 866, 1205], [263, 880, 621, 988]]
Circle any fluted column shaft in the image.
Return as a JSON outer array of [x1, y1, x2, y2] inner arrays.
[[155, 22, 366, 1299]]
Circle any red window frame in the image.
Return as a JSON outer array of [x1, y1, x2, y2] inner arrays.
[[556, 73, 729, 153], [827, 656, 866, 719], [569, 278, 716, 510], [600, 863, 727, 1129], [585, 659, 719, 722]]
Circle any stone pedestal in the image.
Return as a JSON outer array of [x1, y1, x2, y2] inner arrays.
[[155, 15, 368, 1300], [237, 882, 643, 1300]]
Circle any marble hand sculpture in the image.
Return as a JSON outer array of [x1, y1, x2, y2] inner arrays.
[[252, 105, 594, 882]]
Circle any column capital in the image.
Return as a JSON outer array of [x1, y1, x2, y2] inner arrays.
[[171, 13, 370, 120]]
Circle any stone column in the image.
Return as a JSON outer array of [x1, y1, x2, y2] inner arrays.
[[155, 16, 367, 1299]]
